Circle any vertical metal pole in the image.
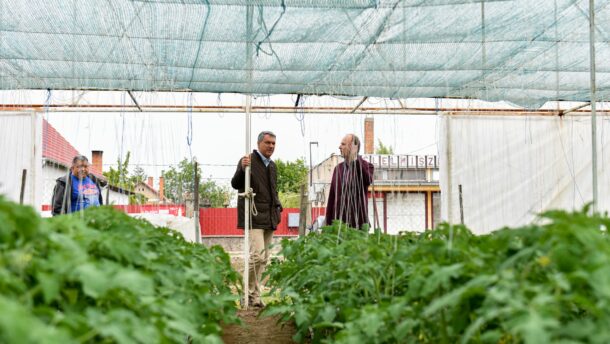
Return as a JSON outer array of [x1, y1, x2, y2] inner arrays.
[[243, 4, 253, 310], [458, 184, 464, 225], [481, 0, 487, 99], [19, 169, 27, 205], [588, 0, 598, 214], [383, 193, 387, 234], [194, 160, 201, 243], [309, 143, 313, 187], [30, 111, 37, 207], [299, 184, 308, 237], [309, 141, 318, 188], [445, 115, 453, 223], [243, 95, 252, 310]]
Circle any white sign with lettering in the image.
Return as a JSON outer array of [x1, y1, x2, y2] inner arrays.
[[390, 155, 399, 168], [361, 155, 438, 169]]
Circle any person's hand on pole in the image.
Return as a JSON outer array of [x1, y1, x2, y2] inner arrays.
[[241, 154, 251, 170]]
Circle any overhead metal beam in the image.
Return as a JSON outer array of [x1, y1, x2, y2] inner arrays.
[[557, 102, 589, 116], [127, 90, 142, 112], [396, 98, 407, 109], [350, 96, 368, 113], [3, 103, 610, 116]]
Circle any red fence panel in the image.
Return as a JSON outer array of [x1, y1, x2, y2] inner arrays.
[[41, 204, 186, 216], [114, 204, 186, 216], [42, 203, 325, 237], [199, 208, 326, 237], [199, 208, 241, 236]]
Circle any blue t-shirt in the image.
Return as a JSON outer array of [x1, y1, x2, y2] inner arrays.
[[70, 175, 100, 212]]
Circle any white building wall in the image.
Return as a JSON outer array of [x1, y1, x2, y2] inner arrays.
[[386, 192, 426, 234], [105, 189, 130, 205], [42, 163, 68, 207], [367, 193, 426, 234], [0, 112, 42, 209]]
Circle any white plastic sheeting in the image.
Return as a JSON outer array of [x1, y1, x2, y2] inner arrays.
[[0, 112, 42, 208], [131, 213, 198, 242], [440, 114, 610, 234]]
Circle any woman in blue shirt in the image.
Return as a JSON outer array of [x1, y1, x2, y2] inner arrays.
[[51, 155, 103, 216]]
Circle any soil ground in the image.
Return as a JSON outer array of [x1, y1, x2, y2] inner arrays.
[[221, 309, 297, 344], [222, 255, 298, 344]]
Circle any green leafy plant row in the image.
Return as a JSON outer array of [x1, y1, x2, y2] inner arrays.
[[0, 197, 239, 343], [265, 208, 610, 343]]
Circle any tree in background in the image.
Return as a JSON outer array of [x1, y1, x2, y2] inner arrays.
[[132, 165, 147, 184], [163, 158, 233, 207], [104, 151, 132, 190], [275, 158, 308, 208], [376, 139, 394, 154], [103, 152, 147, 205]]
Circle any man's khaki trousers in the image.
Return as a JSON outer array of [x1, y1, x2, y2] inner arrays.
[[248, 228, 273, 303]]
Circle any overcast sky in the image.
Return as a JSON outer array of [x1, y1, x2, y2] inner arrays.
[[46, 110, 440, 186], [0, 89, 542, 188], [0, 90, 441, 187]]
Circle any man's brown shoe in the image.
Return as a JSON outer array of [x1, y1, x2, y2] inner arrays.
[[250, 298, 266, 309]]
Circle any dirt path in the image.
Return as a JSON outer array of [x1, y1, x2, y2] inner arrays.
[[223, 255, 297, 343], [222, 309, 297, 344]]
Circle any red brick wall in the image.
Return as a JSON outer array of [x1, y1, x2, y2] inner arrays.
[[91, 150, 103, 176]]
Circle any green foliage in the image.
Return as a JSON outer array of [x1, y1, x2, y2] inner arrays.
[[132, 165, 147, 184], [103, 152, 148, 205], [375, 139, 394, 154], [200, 179, 232, 208], [163, 158, 233, 207], [279, 192, 300, 208], [128, 193, 147, 206], [265, 209, 610, 343], [275, 158, 308, 194], [0, 197, 239, 343], [103, 151, 133, 191]]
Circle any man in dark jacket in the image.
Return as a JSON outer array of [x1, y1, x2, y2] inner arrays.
[[231, 131, 282, 308], [52, 155, 104, 216], [325, 134, 374, 230]]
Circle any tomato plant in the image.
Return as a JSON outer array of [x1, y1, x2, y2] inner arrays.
[[0, 197, 239, 343], [265, 208, 610, 343]]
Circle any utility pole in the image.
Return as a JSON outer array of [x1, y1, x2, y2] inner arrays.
[[308, 142, 318, 233], [19, 169, 27, 205], [298, 183, 309, 237], [194, 160, 201, 243], [309, 141, 318, 187]]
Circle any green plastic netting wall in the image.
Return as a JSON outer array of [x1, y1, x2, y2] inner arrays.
[[1, 0, 608, 106]]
